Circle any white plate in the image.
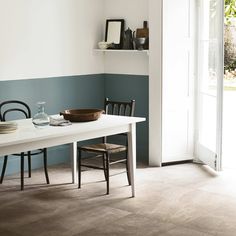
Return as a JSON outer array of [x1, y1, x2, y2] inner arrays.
[[0, 121, 18, 133], [0, 129, 17, 134], [0, 126, 17, 131], [0, 122, 18, 128]]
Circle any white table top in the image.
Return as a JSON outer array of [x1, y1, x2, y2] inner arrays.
[[0, 114, 145, 152]]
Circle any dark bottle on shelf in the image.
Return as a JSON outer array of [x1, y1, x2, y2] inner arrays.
[[123, 27, 134, 50]]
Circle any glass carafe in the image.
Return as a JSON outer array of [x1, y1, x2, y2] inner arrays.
[[32, 102, 50, 128]]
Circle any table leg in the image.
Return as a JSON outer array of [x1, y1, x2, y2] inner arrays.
[[70, 142, 78, 183], [127, 123, 136, 197]]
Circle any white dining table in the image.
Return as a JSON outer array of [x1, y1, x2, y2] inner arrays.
[[0, 114, 145, 197]]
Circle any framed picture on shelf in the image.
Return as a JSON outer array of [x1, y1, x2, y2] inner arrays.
[[105, 19, 124, 49]]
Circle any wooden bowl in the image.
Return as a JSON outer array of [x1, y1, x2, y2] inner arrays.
[[60, 109, 104, 122]]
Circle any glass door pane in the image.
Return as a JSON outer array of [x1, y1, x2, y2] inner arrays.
[[196, 0, 224, 170]]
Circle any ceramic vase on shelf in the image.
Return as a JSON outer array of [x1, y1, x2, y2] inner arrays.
[[32, 101, 50, 128]]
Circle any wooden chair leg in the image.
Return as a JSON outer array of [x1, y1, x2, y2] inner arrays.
[[43, 148, 50, 184], [0, 156, 8, 184], [106, 153, 110, 195], [78, 149, 81, 188], [124, 143, 131, 185], [27, 151, 31, 178], [102, 154, 107, 181], [21, 153, 24, 190]]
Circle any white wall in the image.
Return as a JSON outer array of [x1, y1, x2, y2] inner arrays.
[[103, 0, 149, 75], [0, 0, 105, 81]]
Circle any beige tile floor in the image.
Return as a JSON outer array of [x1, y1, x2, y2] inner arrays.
[[0, 163, 236, 235]]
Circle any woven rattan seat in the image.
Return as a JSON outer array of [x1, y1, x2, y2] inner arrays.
[[80, 143, 127, 154]]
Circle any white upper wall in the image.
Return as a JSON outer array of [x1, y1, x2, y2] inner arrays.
[[0, 0, 105, 81], [0, 0, 150, 80], [103, 0, 149, 75], [104, 0, 148, 32]]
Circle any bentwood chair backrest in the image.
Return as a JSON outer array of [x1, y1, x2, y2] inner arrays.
[[0, 100, 31, 121]]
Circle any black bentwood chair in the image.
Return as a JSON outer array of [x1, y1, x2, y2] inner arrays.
[[0, 100, 50, 190], [78, 98, 135, 194]]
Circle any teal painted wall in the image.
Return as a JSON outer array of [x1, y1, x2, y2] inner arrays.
[[104, 74, 149, 163], [0, 73, 149, 176], [0, 75, 105, 175], [0, 75, 105, 115]]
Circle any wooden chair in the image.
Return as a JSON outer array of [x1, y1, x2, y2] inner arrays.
[[78, 98, 135, 194], [0, 100, 50, 190]]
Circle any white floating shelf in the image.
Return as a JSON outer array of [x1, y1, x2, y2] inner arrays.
[[94, 49, 149, 54]]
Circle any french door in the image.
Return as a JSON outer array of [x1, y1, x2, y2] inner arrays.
[[196, 0, 224, 171]]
